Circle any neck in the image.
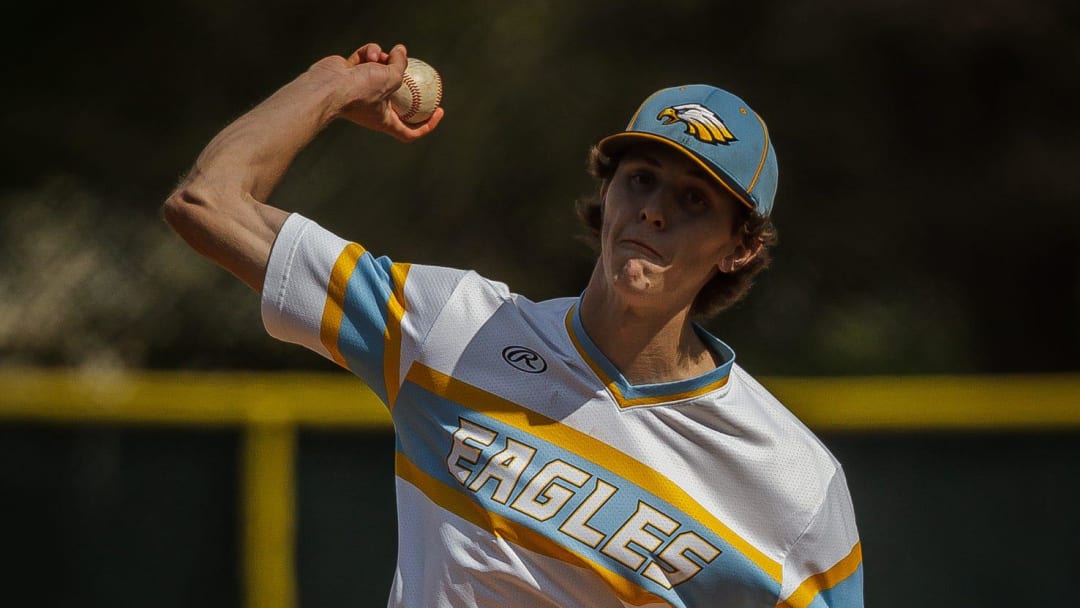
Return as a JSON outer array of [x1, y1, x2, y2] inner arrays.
[[579, 268, 718, 385]]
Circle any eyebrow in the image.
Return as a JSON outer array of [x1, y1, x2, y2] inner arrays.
[[632, 154, 713, 184], [687, 167, 712, 182]]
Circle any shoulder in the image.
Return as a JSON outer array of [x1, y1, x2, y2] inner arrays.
[[730, 363, 842, 471], [425, 280, 576, 338], [513, 294, 578, 318], [723, 364, 859, 556], [725, 364, 845, 517]]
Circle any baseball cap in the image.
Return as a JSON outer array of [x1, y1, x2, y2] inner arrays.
[[597, 85, 778, 216]]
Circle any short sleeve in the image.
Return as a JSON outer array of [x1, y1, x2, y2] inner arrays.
[[261, 213, 468, 407], [776, 466, 864, 608]]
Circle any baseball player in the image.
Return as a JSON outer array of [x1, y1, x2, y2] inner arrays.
[[165, 43, 863, 607]]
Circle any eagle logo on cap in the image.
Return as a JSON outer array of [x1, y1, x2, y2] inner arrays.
[[657, 103, 737, 145]]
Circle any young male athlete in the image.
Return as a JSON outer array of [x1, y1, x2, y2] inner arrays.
[[164, 43, 863, 607]]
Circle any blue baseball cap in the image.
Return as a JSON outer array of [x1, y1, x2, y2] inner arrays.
[[597, 85, 778, 216]]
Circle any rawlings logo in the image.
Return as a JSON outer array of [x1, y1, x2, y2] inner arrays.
[[657, 103, 737, 145], [501, 346, 548, 374]]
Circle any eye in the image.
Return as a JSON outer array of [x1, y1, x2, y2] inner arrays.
[[682, 188, 710, 211], [628, 169, 655, 188]]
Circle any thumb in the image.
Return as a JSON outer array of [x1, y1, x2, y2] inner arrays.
[[386, 44, 408, 79]]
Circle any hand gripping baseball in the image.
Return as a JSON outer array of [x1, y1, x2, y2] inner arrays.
[[313, 43, 444, 142], [389, 58, 443, 124]]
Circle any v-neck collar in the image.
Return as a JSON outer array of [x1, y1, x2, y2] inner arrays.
[[564, 301, 735, 408]]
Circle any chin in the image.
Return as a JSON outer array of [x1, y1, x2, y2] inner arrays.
[[611, 274, 665, 302]]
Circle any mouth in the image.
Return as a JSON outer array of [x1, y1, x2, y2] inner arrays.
[[620, 239, 664, 263]]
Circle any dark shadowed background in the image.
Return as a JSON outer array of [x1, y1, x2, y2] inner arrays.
[[2, 1, 1078, 606], [4, 0, 1078, 373]]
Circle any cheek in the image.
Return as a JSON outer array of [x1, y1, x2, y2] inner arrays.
[[599, 196, 627, 241], [598, 209, 614, 241], [686, 230, 735, 270]]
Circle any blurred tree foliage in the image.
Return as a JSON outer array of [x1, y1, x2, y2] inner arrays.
[[1, 0, 1077, 374]]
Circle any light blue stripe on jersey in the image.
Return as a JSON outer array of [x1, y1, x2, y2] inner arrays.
[[335, 253, 396, 405], [570, 303, 735, 404], [392, 380, 781, 606], [807, 563, 863, 608]]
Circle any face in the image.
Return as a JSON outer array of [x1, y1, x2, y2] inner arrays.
[[597, 142, 753, 311]]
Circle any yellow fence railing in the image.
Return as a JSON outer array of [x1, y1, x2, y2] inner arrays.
[[2, 368, 1079, 608], [0, 369, 389, 608]]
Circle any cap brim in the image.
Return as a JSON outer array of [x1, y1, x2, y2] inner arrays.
[[597, 132, 755, 212]]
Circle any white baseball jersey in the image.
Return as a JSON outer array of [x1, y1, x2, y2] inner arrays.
[[262, 214, 863, 608]]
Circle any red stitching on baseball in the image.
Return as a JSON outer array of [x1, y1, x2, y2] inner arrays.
[[401, 74, 421, 121]]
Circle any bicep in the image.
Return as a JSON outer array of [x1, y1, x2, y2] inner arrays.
[[163, 189, 289, 292]]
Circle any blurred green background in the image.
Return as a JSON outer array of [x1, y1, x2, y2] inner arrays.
[[2, 0, 1078, 606], [4, 0, 1077, 373]]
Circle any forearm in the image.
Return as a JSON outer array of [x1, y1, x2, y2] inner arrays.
[[183, 69, 348, 204], [162, 43, 437, 293], [163, 68, 352, 291]]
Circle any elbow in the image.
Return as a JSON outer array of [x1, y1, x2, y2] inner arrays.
[[161, 188, 191, 231], [162, 184, 219, 247]]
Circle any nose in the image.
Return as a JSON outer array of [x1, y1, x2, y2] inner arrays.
[[638, 193, 666, 229]]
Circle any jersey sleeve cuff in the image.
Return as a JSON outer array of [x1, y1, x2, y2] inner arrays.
[[261, 213, 321, 349]]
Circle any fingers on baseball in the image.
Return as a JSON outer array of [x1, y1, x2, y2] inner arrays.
[[349, 43, 389, 65], [392, 107, 444, 143], [386, 44, 408, 73]]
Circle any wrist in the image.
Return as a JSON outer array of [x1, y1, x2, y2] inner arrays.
[[294, 66, 356, 127]]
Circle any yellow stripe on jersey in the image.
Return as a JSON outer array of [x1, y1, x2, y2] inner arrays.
[[404, 362, 783, 582], [320, 243, 366, 369], [383, 262, 412, 408], [564, 309, 730, 408], [777, 541, 862, 608], [395, 451, 670, 606]]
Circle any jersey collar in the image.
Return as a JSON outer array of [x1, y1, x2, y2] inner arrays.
[[564, 301, 735, 409]]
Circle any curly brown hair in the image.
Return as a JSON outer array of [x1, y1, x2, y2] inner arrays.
[[576, 145, 778, 317]]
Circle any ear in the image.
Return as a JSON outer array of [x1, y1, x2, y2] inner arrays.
[[599, 180, 610, 208], [717, 237, 763, 273]]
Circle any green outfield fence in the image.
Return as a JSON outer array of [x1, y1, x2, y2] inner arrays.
[[2, 368, 1079, 608]]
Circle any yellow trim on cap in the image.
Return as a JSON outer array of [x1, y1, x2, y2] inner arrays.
[[596, 132, 755, 212], [624, 90, 665, 129], [746, 112, 770, 194]]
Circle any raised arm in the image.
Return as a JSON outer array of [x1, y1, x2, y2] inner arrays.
[[162, 43, 444, 292]]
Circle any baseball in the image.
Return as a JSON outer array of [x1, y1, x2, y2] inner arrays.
[[390, 58, 443, 125]]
